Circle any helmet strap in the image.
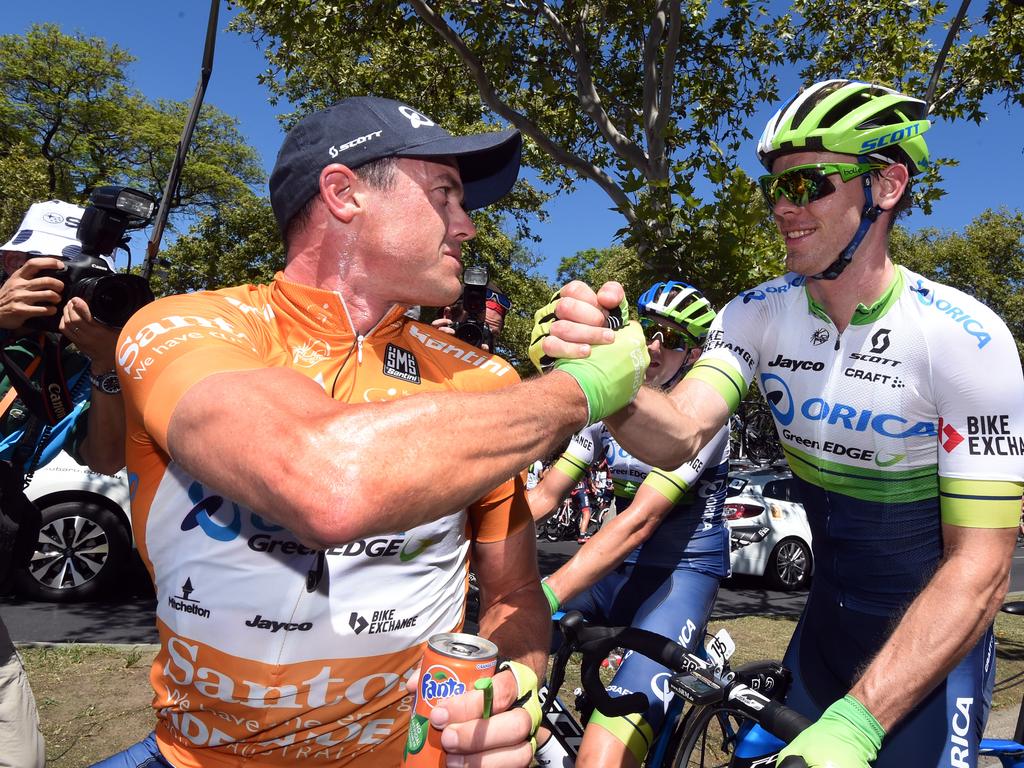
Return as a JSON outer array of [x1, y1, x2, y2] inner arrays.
[[811, 167, 884, 282], [662, 346, 696, 391]]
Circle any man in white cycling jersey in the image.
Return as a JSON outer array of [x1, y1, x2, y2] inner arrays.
[[532, 80, 1024, 768]]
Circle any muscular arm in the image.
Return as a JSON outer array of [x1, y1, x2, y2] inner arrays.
[[606, 379, 730, 469], [850, 523, 1016, 730], [544, 483, 676, 606], [166, 367, 587, 548], [473, 524, 550, 679]]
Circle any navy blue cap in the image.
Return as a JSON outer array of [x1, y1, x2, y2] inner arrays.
[[269, 96, 522, 235]]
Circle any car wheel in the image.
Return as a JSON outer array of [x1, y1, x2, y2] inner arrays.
[[766, 537, 811, 591], [14, 499, 130, 602]]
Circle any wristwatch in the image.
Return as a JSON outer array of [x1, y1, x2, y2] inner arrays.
[[90, 369, 121, 395]]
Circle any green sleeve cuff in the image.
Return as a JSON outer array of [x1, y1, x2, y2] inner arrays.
[[540, 580, 560, 615], [686, 359, 746, 414], [643, 468, 690, 505]]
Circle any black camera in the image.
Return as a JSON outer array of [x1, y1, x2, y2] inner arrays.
[[29, 186, 157, 331], [453, 265, 494, 350]]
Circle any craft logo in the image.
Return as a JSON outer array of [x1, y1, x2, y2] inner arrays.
[[383, 343, 420, 384]]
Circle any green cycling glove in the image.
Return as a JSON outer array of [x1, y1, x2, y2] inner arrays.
[[777, 695, 884, 768], [529, 291, 648, 424]]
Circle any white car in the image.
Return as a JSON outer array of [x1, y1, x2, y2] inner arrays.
[[725, 462, 813, 590], [16, 451, 133, 602]]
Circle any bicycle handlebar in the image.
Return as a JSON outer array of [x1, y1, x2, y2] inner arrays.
[[554, 610, 813, 749]]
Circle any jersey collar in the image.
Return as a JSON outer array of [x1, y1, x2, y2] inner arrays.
[[804, 266, 904, 326], [271, 272, 409, 340]]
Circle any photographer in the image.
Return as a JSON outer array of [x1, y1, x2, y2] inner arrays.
[[0, 200, 126, 768], [431, 268, 511, 351]]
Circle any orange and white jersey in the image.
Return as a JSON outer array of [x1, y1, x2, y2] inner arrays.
[[117, 273, 530, 767]]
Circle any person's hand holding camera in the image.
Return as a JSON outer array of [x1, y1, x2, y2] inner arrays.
[[431, 314, 457, 336], [0, 257, 65, 330], [60, 297, 119, 372]]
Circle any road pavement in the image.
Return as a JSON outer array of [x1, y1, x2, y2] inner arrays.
[[14, 533, 1023, 644]]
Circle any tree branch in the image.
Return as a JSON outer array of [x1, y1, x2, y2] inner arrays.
[[642, 1, 668, 176], [537, 2, 651, 175], [650, 0, 682, 177], [405, 0, 637, 223]]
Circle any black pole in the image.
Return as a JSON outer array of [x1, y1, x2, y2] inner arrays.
[[142, 0, 220, 279], [924, 0, 973, 113]]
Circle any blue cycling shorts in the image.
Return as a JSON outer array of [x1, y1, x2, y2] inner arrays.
[[738, 589, 995, 768], [89, 732, 176, 768], [563, 562, 721, 761]]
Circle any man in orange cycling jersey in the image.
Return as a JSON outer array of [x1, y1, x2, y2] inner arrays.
[[93, 97, 649, 768]]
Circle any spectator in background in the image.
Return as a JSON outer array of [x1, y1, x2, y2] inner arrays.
[[431, 279, 511, 351], [0, 200, 126, 768]]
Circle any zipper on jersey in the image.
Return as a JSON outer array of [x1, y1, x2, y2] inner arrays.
[[356, 334, 364, 364]]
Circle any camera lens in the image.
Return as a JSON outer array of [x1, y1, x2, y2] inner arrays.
[[86, 275, 155, 327]]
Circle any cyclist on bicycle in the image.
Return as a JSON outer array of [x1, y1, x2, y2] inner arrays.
[[533, 80, 1024, 768], [570, 476, 596, 543], [530, 282, 730, 768]]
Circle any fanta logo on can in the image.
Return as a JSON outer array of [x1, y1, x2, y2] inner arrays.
[[419, 665, 466, 706]]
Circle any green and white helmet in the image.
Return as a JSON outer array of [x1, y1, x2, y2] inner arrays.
[[637, 281, 716, 346], [757, 80, 931, 175]]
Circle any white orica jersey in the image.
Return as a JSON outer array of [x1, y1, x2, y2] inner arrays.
[[687, 265, 1024, 611], [555, 420, 730, 570]]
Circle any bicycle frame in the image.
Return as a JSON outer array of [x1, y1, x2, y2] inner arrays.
[[538, 683, 688, 767], [545, 611, 810, 767]]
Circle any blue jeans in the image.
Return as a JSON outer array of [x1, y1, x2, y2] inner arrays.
[[90, 733, 176, 768]]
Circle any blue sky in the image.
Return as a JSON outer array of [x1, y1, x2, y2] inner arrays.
[[3, 2, 1021, 280]]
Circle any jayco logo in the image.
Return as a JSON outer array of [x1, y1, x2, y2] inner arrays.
[[399, 105, 434, 129], [767, 354, 824, 372], [244, 614, 312, 633]]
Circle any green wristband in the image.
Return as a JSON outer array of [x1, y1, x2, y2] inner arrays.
[[540, 580, 560, 615]]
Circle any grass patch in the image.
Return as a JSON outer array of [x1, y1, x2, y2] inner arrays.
[[20, 644, 157, 768], [18, 610, 1024, 765]]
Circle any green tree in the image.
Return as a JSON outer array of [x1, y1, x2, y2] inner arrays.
[[233, 0, 1022, 284], [0, 23, 264, 226], [890, 208, 1024, 357], [153, 193, 285, 295]]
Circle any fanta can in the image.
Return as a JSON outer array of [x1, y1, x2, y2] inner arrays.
[[403, 632, 499, 766]]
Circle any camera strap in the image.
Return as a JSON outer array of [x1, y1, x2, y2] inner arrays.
[[0, 333, 76, 426]]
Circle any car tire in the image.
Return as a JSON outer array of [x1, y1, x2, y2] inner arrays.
[[13, 498, 131, 602], [766, 537, 811, 591]]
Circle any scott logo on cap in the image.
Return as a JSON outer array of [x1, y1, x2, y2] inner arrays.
[[399, 105, 435, 129]]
